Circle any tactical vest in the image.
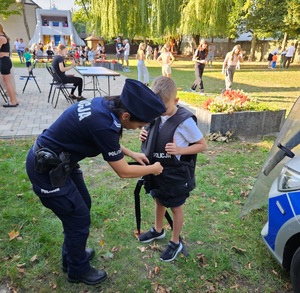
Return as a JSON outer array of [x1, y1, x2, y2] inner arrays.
[[141, 106, 197, 198]]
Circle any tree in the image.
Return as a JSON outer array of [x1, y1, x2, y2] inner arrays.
[[179, 0, 235, 47], [284, 0, 300, 37], [241, 0, 288, 61], [0, 0, 20, 19]]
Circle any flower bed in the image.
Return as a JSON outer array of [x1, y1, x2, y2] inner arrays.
[[179, 90, 286, 138]]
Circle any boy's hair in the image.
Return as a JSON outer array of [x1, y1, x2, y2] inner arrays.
[[151, 76, 177, 103]]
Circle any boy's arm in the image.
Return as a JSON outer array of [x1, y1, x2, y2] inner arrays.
[[165, 137, 207, 155]]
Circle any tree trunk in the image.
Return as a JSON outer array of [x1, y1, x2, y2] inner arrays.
[[192, 34, 200, 52], [281, 32, 288, 49], [20, 0, 30, 40], [249, 34, 257, 62]]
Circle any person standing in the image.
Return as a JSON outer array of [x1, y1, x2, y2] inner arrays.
[[14, 37, 19, 52], [222, 44, 243, 91], [115, 37, 124, 66], [23, 47, 32, 74], [207, 42, 216, 67], [18, 38, 26, 63], [136, 42, 149, 86], [138, 76, 207, 261], [157, 45, 175, 78], [283, 43, 296, 69], [0, 24, 18, 107], [271, 53, 278, 69], [87, 48, 95, 66], [146, 43, 153, 61], [52, 44, 85, 101], [267, 46, 281, 68], [123, 39, 130, 72], [280, 48, 287, 68], [190, 39, 208, 94], [25, 79, 166, 285]]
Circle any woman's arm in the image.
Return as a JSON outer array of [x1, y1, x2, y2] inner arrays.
[[108, 157, 163, 178], [58, 59, 76, 73], [169, 53, 175, 65], [222, 53, 229, 73], [121, 145, 149, 165]]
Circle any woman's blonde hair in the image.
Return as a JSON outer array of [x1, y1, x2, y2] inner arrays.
[[138, 42, 145, 50], [57, 44, 66, 51], [0, 24, 10, 41], [229, 44, 242, 61]]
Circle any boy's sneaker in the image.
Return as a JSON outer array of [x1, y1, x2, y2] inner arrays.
[[160, 241, 183, 262], [138, 227, 165, 243], [190, 87, 196, 92]]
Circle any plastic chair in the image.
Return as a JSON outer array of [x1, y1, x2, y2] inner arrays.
[[0, 83, 8, 103], [46, 65, 75, 108], [20, 60, 42, 93]]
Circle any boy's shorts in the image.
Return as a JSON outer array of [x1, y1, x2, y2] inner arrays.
[[26, 61, 32, 68], [150, 189, 189, 208], [124, 54, 129, 61], [116, 53, 124, 59]]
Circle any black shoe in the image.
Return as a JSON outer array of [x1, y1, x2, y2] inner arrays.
[[68, 267, 107, 285], [70, 94, 77, 100], [160, 241, 182, 262], [62, 247, 95, 273], [77, 96, 86, 101], [138, 227, 165, 243]]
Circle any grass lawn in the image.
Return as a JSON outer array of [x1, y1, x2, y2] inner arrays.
[[0, 135, 293, 292], [1, 54, 298, 292]]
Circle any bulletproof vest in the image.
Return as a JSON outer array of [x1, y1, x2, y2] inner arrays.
[[142, 106, 196, 163], [141, 106, 198, 197]]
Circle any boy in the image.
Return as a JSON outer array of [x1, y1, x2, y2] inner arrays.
[[272, 53, 278, 69], [138, 76, 207, 262], [23, 47, 32, 74]]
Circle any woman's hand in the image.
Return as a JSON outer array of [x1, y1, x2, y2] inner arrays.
[[152, 162, 163, 176], [130, 151, 149, 165]]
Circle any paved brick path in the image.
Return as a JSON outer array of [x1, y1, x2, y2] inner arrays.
[[0, 66, 126, 138]]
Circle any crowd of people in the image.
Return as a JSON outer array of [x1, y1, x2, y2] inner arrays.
[[1, 27, 298, 110]]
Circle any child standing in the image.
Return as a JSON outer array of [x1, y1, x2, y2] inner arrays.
[[271, 53, 278, 69], [23, 47, 32, 74], [157, 45, 175, 78], [74, 47, 80, 64], [138, 76, 207, 262]]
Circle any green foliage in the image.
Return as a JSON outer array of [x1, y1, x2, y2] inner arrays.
[[0, 0, 20, 19], [242, 0, 288, 39], [284, 0, 300, 36]]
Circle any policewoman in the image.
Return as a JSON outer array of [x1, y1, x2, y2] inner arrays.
[[26, 79, 166, 285]]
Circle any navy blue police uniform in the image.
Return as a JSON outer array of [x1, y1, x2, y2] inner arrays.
[[25, 78, 166, 284], [26, 98, 124, 277]]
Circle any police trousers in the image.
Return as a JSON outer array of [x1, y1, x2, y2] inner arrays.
[[26, 146, 92, 276]]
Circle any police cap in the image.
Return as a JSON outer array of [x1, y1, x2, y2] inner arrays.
[[121, 79, 166, 123]]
